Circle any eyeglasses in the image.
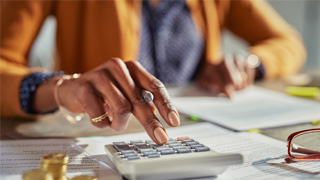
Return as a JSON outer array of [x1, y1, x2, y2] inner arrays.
[[287, 128, 320, 161]]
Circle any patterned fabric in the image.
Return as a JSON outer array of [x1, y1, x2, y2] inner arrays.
[[138, 0, 204, 85], [20, 71, 64, 114]]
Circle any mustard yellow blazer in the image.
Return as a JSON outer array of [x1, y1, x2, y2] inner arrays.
[[0, 0, 306, 117]]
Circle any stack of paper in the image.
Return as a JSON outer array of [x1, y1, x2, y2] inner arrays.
[[170, 86, 320, 131]]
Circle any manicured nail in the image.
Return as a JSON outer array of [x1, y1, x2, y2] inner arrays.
[[154, 127, 168, 144], [168, 111, 180, 127], [225, 85, 234, 98]]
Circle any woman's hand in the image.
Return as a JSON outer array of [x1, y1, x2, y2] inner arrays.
[[33, 58, 180, 145], [196, 55, 258, 97]]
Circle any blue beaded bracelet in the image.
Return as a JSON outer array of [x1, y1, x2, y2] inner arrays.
[[20, 71, 64, 114]]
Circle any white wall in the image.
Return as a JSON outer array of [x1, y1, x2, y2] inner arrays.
[[28, 16, 56, 71]]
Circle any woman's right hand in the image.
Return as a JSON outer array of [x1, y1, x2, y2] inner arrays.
[[32, 58, 180, 145]]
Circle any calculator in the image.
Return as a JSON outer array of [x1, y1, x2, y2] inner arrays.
[[104, 137, 243, 180]]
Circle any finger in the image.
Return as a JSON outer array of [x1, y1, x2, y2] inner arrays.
[[104, 59, 168, 145], [234, 57, 247, 90], [223, 55, 245, 89], [214, 60, 235, 98], [76, 82, 111, 128], [212, 73, 234, 98], [89, 69, 131, 132], [148, 103, 156, 114], [245, 64, 256, 85], [126, 61, 180, 128]]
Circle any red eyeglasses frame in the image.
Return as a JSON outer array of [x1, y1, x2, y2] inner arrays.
[[287, 128, 320, 161]]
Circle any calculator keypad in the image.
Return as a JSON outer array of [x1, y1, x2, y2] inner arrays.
[[112, 137, 210, 160]]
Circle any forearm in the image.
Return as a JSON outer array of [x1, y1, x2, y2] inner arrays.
[[226, 0, 306, 79], [31, 76, 61, 113]]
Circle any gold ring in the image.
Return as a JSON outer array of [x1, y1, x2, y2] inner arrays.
[[92, 112, 109, 122]]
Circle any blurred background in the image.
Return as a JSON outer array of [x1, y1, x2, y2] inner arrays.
[[29, 0, 320, 73]]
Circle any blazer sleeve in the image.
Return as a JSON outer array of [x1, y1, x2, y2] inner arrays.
[[224, 0, 306, 79], [0, 1, 54, 117]]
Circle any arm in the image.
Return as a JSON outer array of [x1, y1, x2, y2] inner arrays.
[[0, 1, 54, 117], [197, 0, 306, 96], [225, 0, 306, 78], [0, 2, 179, 145]]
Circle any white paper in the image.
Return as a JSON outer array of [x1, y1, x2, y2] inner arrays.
[[0, 139, 121, 180], [203, 133, 320, 180], [1, 123, 319, 180], [77, 123, 319, 180], [170, 86, 320, 131]]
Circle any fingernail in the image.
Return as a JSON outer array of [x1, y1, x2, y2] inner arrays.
[[154, 127, 168, 144], [168, 111, 180, 127], [226, 85, 234, 98]]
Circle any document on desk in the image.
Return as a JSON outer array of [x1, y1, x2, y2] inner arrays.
[[170, 86, 320, 131], [0, 139, 121, 180], [1, 123, 319, 180], [76, 123, 319, 180]]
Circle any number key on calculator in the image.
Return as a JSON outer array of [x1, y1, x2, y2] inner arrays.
[[104, 137, 243, 180]]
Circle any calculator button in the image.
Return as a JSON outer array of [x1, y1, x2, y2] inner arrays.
[[177, 137, 190, 141], [142, 151, 160, 156], [123, 153, 139, 158], [130, 140, 144, 145], [177, 149, 192, 153], [159, 149, 176, 155], [113, 141, 127, 145], [134, 144, 151, 150], [181, 139, 195, 143], [169, 144, 183, 148], [195, 147, 210, 152], [113, 144, 132, 152], [146, 154, 161, 158], [185, 141, 199, 146], [190, 144, 204, 149], [120, 150, 136, 154], [172, 146, 188, 150], [149, 144, 164, 148], [145, 140, 154, 144], [166, 141, 179, 145], [155, 147, 170, 151], [139, 148, 155, 153], [127, 156, 140, 160], [168, 143, 181, 146]]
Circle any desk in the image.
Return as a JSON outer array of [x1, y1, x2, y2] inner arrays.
[[1, 75, 320, 180]]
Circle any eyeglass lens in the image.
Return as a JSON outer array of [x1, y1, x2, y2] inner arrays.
[[290, 131, 320, 159]]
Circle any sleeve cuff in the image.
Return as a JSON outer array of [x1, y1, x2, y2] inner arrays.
[[19, 71, 64, 114]]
